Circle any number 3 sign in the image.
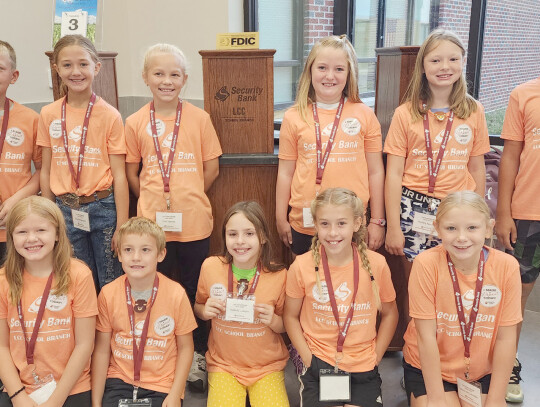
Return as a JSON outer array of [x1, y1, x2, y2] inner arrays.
[[61, 10, 88, 37]]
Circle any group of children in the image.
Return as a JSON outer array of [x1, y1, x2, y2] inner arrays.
[[0, 25, 534, 407]]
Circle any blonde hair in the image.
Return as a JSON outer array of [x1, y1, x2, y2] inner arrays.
[[310, 188, 381, 310], [116, 217, 166, 253], [295, 35, 361, 123], [220, 201, 284, 272], [435, 190, 491, 225], [52, 35, 100, 97], [0, 40, 16, 70], [4, 196, 72, 305], [404, 29, 477, 121], [142, 43, 187, 75]]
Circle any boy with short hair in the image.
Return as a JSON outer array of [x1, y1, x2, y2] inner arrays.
[[91, 217, 196, 407]]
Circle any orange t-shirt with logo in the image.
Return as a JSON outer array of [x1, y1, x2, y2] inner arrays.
[[403, 245, 522, 382], [195, 256, 289, 386], [0, 259, 98, 395], [500, 77, 540, 220], [0, 101, 42, 242], [384, 101, 490, 199], [286, 248, 396, 372], [278, 101, 382, 235], [37, 97, 126, 196], [125, 102, 222, 242], [97, 273, 197, 394]]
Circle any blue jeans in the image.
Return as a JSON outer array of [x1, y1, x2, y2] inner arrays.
[[56, 193, 122, 290]]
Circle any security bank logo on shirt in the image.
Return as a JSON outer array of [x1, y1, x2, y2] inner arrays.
[[312, 281, 352, 303], [68, 125, 82, 142], [28, 294, 68, 313]]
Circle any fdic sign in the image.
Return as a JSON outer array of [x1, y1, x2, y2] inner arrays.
[[217, 32, 259, 50]]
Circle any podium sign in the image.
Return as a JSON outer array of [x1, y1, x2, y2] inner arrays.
[[200, 50, 276, 154]]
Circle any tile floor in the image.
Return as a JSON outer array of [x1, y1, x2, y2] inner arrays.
[[185, 309, 540, 407]]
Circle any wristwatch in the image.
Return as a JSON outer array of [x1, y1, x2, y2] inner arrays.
[[369, 218, 386, 226]]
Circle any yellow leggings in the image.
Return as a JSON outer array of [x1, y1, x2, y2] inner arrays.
[[207, 371, 290, 407]]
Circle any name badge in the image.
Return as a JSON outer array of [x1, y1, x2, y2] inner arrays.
[[303, 207, 314, 228], [319, 369, 351, 402], [411, 211, 437, 236], [71, 209, 90, 232], [225, 297, 255, 323], [156, 212, 182, 232], [457, 377, 482, 407], [28, 374, 56, 404], [118, 399, 152, 407]]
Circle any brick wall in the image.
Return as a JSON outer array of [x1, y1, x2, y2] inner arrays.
[[304, 0, 334, 57]]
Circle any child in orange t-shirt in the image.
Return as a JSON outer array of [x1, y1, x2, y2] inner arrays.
[[125, 44, 222, 387], [284, 188, 398, 407], [0, 196, 97, 406], [402, 191, 522, 407], [276, 35, 385, 256], [92, 217, 196, 407], [195, 201, 290, 407], [0, 41, 42, 259], [37, 35, 128, 290]]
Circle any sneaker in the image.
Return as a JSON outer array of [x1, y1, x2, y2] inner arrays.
[[506, 358, 524, 403], [188, 351, 207, 393]]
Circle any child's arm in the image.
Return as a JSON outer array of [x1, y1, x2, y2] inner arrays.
[[162, 333, 194, 407], [110, 154, 129, 250], [283, 295, 312, 367], [126, 162, 141, 198], [194, 299, 225, 321], [467, 154, 486, 197], [384, 154, 406, 256], [91, 331, 112, 407], [0, 162, 41, 227], [365, 151, 386, 250], [40, 147, 55, 201], [485, 325, 517, 407], [276, 159, 296, 247], [374, 300, 398, 364], [41, 316, 96, 407], [495, 140, 523, 249], [203, 157, 219, 192], [254, 303, 285, 333]]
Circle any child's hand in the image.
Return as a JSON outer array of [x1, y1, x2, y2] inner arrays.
[[161, 394, 182, 407], [0, 195, 16, 227], [255, 303, 275, 326], [367, 223, 385, 250], [494, 214, 517, 250], [276, 218, 293, 247], [111, 230, 119, 252], [385, 226, 405, 256], [203, 298, 225, 320]]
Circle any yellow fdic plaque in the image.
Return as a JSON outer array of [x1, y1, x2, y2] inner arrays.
[[217, 33, 259, 50]]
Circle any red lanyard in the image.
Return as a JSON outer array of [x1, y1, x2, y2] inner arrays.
[[227, 263, 260, 299], [149, 100, 182, 209], [0, 98, 11, 158], [422, 107, 454, 194], [312, 96, 345, 185], [320, 243, 360, 354], [446, 249, 486, 378], [124, 275, 159, 383], [17, 272, 54, 365], [61, 93, 97, 191]]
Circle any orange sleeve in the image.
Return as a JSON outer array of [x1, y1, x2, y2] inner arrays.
[[31, 114, 42, 163], [125, 115, 142, 164], [277, 109, 300, 160], [375, 260, 396, 303], [71, 262, 98, 318], [96, 290, 112, 333], [195, 258, 211, 304], [383, 105, 409, 157], [0, 276, 8, 319], [501, 89, 524, 141], [499, 257, 524, 326], [363, 107, 383, 153], [200, 112, 222, 162], [285, 259, 305, 299], [408, 255, 437, 319], [174, 290, 197, 335], [106, 115, 126, 155], [470, 102, 490, 156], [274, 269, 287, 316], [36, 110, 51, 148]]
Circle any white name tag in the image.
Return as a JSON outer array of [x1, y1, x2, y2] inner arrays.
[[303, 207, 314, 228], [71, 209, 90, 232], [225, 297, 255, 323], [411, 211, 437, 236], [319, 371, 351, 402], [457, 377, 482, 407], [156, 212, 182, 232], [28, 374, 57, 404]]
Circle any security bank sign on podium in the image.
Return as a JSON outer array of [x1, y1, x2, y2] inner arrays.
[[199, 49, 276, 154]]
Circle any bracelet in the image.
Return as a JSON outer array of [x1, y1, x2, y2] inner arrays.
[[369, 218, 386, 226], [9, 386, 25, 400]]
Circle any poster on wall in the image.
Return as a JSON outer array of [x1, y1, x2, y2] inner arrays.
[[53, 0, 98, 46]]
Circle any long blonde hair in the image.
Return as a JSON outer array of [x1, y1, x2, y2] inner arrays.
[[404, 29, 477, 121], [4, 196, 72, 305], [310, 188, 381, 310], [295, 35, 361, 123]]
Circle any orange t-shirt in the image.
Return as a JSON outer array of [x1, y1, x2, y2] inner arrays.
[[278, 101, 382, 235], [500, 77, 540, 220], [384, 101, 490, 199], [0, 259, 98, 395], [286, 248, 396, 372], [125, 102, 222, 242], [37, 97, 126, 196], [97, 273, 197, 394], [195, 256, 289, 386], [0, 101, 42, 242], [403, 245, 522, 382]]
